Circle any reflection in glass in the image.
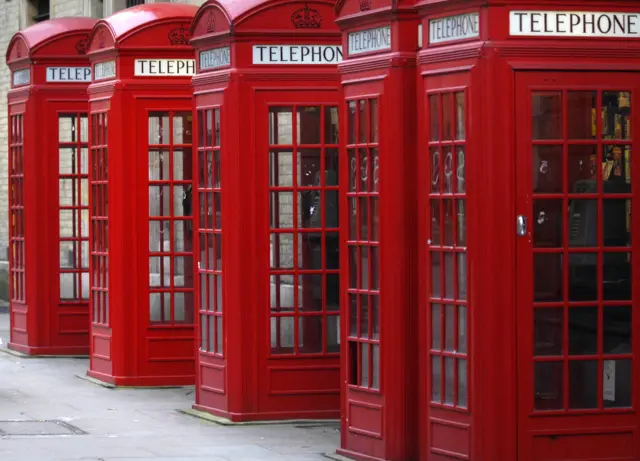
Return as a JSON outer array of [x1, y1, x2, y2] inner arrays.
[[359, 148, 368, 192], [568, 199, 597, 247], [59, 148, 76, 174], [603, 359, 632, 408], [360, 197, 369, 241], [359, 100, 367, 143], [569, 360, 598, 409], [533, 145, 563, 193], [327, 315, 340, 353], [568, 307, 598, 355], [567, 91, 596, 139], [206, 110, 213, 146], [431, 200, 440, 245], [534, 361, 563, 410], [360, 294, 369, 338], [149, 185, 171, 216], [349, 246, 357, 289], [567, 145, 597, 192], [297, 107, 321, 144], [457, 253, 467, 301], [370, 197, 379, 241], [360, 246, 369, 290], [271, 316, 295, 354], [534, 308, 563, 356], [150, 292, 171, 323], [604, 199, 631, 247], [458, 306, 467, 353], [298, 316, 322, 354], [269, 107, 293, 145], [458, 359, 468, 408], [372, 344, 380, 389], [443, 148, 453, 193], [443, 199, 454, 246], [532, 92, 562, 140], [299, 274, 322, 311], [269, 233, 294, 269], [348, 149, 356, 191], [298, 233, 322, 270], [270, 192, 294, 228], [349, 294, 357, 336], [431, 252, 441, 298], [431, 147, 440, 193], [457, 200, 466, 246], [326, 274, 340, 311], [602, 92, 631, 140], [457, 149, 465, 193], [173, 149, 192, 181], [59, 116, 76, 143], [297, 149, 321, 186], [149, 220, 170, 252], [361, 343, 369, 387], [533, 199, 563, 247]]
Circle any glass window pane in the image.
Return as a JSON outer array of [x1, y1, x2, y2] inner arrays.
[[431, 251, 442, 298], [568, 306, 598, 356], [371, 295, 379, 340], [443, 199, 454, 246], [603, 199, 631, 247], [456, 148, 465, 193], [173, 149, 192, 181], [569, 360, 598, 409], [80, 116, 88, 143], [604, 306, 631, 354], [297, 106, 321, 144], [431, 355, 442, 402], [458, 305, 467, 353], [349, 246, 357, 289], [216, 316, 223, 353], [567, 91, 597, 139], [298, 233, 322, 270], [215, 275, 223, 312], [359, 294, 369, 338], [173, 112, 192, 145], [370, 99, 378, 143], [271, 316, 294, 354], [59, 178, 74, 206], [349, 294, 357, 336], [149, 112, 170, 144], [358, 100, 367, 144], [298, 316, 322, 354], [602, 92, 631, 140], [270, 233, 294, 269], [603, 359, 632, 408], [457, 253, 467, 301], [298, 275, 322, 312], [569, 253, 598, 301], [370, 197, 379, 241], [443, 148, 453, 193], [208, 315, 215, 352], [455, 92, 465, 140], [324, 106, 339, 144], [533, 145, 563, 193], [445, 304, 455, 351], [149, 185, 171, 216], [429, 95, 440, 141], [534, 253, 563, 302], [568, 145, 597, 192], [444, 252, 454, 299], [326, 315, 340, 353], [298, 149, 321, 186], [348, 149, 356, 191], [458, 359, 468, 408], [456, 200, 466, 246], [442, 93, 453, 141], [431, 200, 440, 245], [534, 199, 563, 247], [174, 257, 192, 288], [603, 145, 631, 192], [347, 101, 356, 145], [603, 252, 631, 301], [371, 344, 380, 389], [269, 107, 293, 145], [534, 308, 563, 356], [360, 342, 369, 387], [568, 200, 597, 247], [431, 304, 442, 350], [173, 185, 191, 217], [200, 315, 207, 350], [444, 357, 455, 405], [59, 116, 76, 143], [534, 362, 564, 410], [149, 220, 170, 252], [431, 147, 440, 193], [59, 210, 75, 237], [326, 274, 339, 311], [359, 197, 369, 241], [370, 246, 379, 291], [532, 92, 562, 140], [60, 273, 76, 299]]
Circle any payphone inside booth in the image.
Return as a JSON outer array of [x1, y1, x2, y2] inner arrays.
[[189, 0, 343, 422], [84, 3, 199, 387], [6, 18, 97, 356]]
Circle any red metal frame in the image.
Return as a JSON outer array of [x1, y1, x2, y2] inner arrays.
[[515, 71, 639, 461], [85, 4, 198, 386], [189, 0, 342, 422], [6, 18, 97, 356]]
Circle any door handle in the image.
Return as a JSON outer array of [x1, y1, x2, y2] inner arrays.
[[516, 215, 527, 237]]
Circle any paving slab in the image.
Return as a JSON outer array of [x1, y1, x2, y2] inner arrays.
[[0, 314, 340, 460]]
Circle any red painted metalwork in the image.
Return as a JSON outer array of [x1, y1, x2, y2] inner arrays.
[[6, 18, 97, 356], [84, 4, 198, 386], [189, 0, 342, 421], [414, 1, 640, 460], [333, 0, 420, 457]]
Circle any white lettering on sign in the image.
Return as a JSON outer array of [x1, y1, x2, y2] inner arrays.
[[12, 68, 30, 86], [46, 67, 92, 82], [510, 11, 640, 37], [348, 26, 391, 56], [134, 59, 196, 77], [94, 60, 116, 81], [429, 12, 480, 44], [200, 46, 231, 70], [252, 45, 343, 64]]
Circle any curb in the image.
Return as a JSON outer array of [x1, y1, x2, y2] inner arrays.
[[179, 408, 339, 427]]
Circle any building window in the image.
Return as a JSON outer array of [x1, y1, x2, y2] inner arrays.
[[126, 0, 144, 7], [32, 0, 49, 22]]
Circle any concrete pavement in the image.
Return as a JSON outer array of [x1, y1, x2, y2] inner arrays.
[[0, 313, 341, 461]]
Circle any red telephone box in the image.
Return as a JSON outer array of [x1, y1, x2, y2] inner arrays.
[[189, 0, 343, 420], [6, 18, 97, 356], [84, 4, 199, 386], [415, 1, 640, 460], [332, 0, 420, 459]]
